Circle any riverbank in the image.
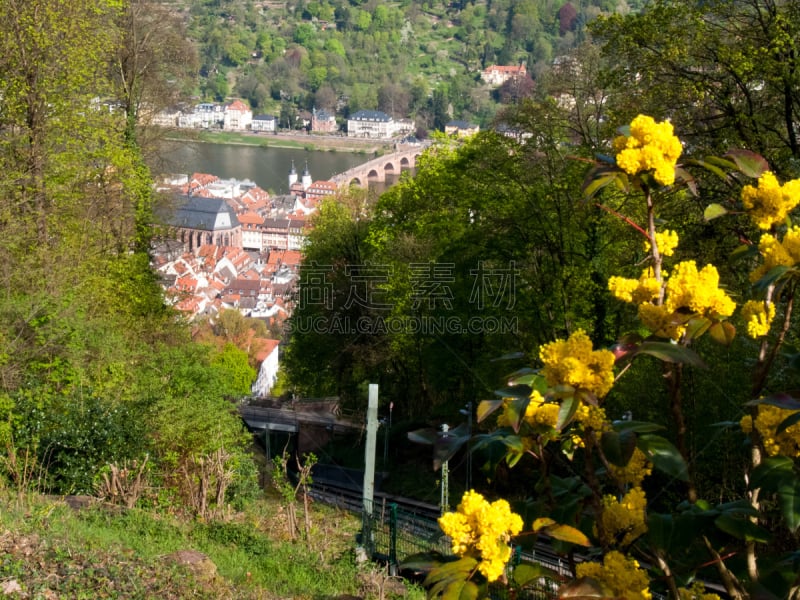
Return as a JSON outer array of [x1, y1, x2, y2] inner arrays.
[[162, 128, 394, 155]]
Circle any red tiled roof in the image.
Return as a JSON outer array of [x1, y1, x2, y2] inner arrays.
[[254, 338, 280, 362]]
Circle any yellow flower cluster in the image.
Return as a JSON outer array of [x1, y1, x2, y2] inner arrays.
[[613, 115, 683, 186], [749, 226, 800, 283], [539, 330, 616, 399], [740, 300, 776, 338], [438, 490, 524, 582], [664, 261, 736, 317], [678, 581, 722, 600], [741, 171, 800, 230], [524, 390, 560, 429], [610, 261, 735, 339], [741, 405, 800, 457], [644, 230, 680, 257], [597, 487, 648, 547], [608, 268, 661, 305], [576, 551, 652, 600], [607, 448, 653, 487]]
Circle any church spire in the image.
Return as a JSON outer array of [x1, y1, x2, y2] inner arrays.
[[301, 160, 312, 190], [288, 160, 298, 187]]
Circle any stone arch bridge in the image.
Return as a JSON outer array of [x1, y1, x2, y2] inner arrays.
[[331, 145, 425, 188]]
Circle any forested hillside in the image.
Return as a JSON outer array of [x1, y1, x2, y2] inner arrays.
[[4, 0, 800, 597], [0, 0, 259, 509], [176, 0, 645, 130]]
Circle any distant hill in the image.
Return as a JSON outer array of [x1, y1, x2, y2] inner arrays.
[[169, 0, 645, 132]]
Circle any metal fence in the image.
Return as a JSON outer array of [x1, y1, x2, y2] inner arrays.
[[361, 500, 566, 600]]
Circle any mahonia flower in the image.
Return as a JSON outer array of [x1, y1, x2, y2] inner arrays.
[[608, 268, 661, 305], [644, 229, 680, 257], [524, 390, 560, 429], [611, 261, 734, 339], [576, 550, 652, 600], [496, 390, 558, 430], [678, 581, 722, 600], [569, 405, 613, 449], [636, 302, 684, 340], [741, 405, 800, 457], [597, 487, 648, 547], [740, 300, 776, 338], [750, 227, 800, 282], [664, 261, 736, 319], [539, 330, 616, 399], [741, 171, 800, 230], [607, 448, 653, 487], [614, 115, 682, 186], [438, 490, 524, 582]]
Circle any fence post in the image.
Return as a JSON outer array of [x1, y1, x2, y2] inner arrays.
[[361, 384, 379, 559], [389, 503, 398, 575]]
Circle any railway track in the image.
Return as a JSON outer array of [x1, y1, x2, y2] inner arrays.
[[307, 480, 573, 578]]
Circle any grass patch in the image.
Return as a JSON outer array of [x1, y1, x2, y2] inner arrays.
[[0, 489, 423, 599]]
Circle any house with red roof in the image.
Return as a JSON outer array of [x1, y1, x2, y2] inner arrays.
[[481, 64, 527, 86], [223, 99, 253, 131], [238, 211, 265, 251], [251, 338, 280, 397]]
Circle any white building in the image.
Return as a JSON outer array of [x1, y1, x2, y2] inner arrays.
[[223, 99, 253, 130], [251, 114, 277, 132], [251, 339, 280, 397], [178, 103, 224, 128], [347, 110, 415, 139]]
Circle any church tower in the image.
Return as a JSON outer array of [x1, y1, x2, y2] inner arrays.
[[301, 160, 312, 190], [288, 160, 298, 188]]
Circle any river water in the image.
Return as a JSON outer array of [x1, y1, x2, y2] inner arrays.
[[155, 140, 378, 195]]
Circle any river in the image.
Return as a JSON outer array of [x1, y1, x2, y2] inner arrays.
[[155, 140, 382, 195]]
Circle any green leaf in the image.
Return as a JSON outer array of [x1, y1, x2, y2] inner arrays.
[[700, 155, 739, 172], [747, 393, 800, 411], [506, 370, 548, 393], [540, 523, 591, 546], [684, 316, 712, 341], [497, 397, 531, 432], [423, 556, 478, 590], [634, 341, 707, 367], [408, 428, 438, 445], [776, 411, 800, 434], [716, 499, 759, 516], [612, 420, 665, 434], [494, 384, 532, 399], [512, 563, 561, 587], [753, 265, 791, 293], [476, 400, 505, 424], [730, 243, 759, 262], [433, 423, 471, 469], [400, 551, 446, 574], [708, 321, 736, 346], [637, 434, 689, 481], [777, 479, 800, 532], [685, 156, 736, 180], [714, 513, 772, 543], [491, 351, 526, 362], [532, 517, 556, 531], [725, 149, 769, 178], [646, 512, 674, 551], [703, 203, 728, 221], [556, 395, 580, 431], [583, 170, 624, 199], [674, 166, 697, 195], [600, 429, 638, 467], [749, 456, 795, 491]]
